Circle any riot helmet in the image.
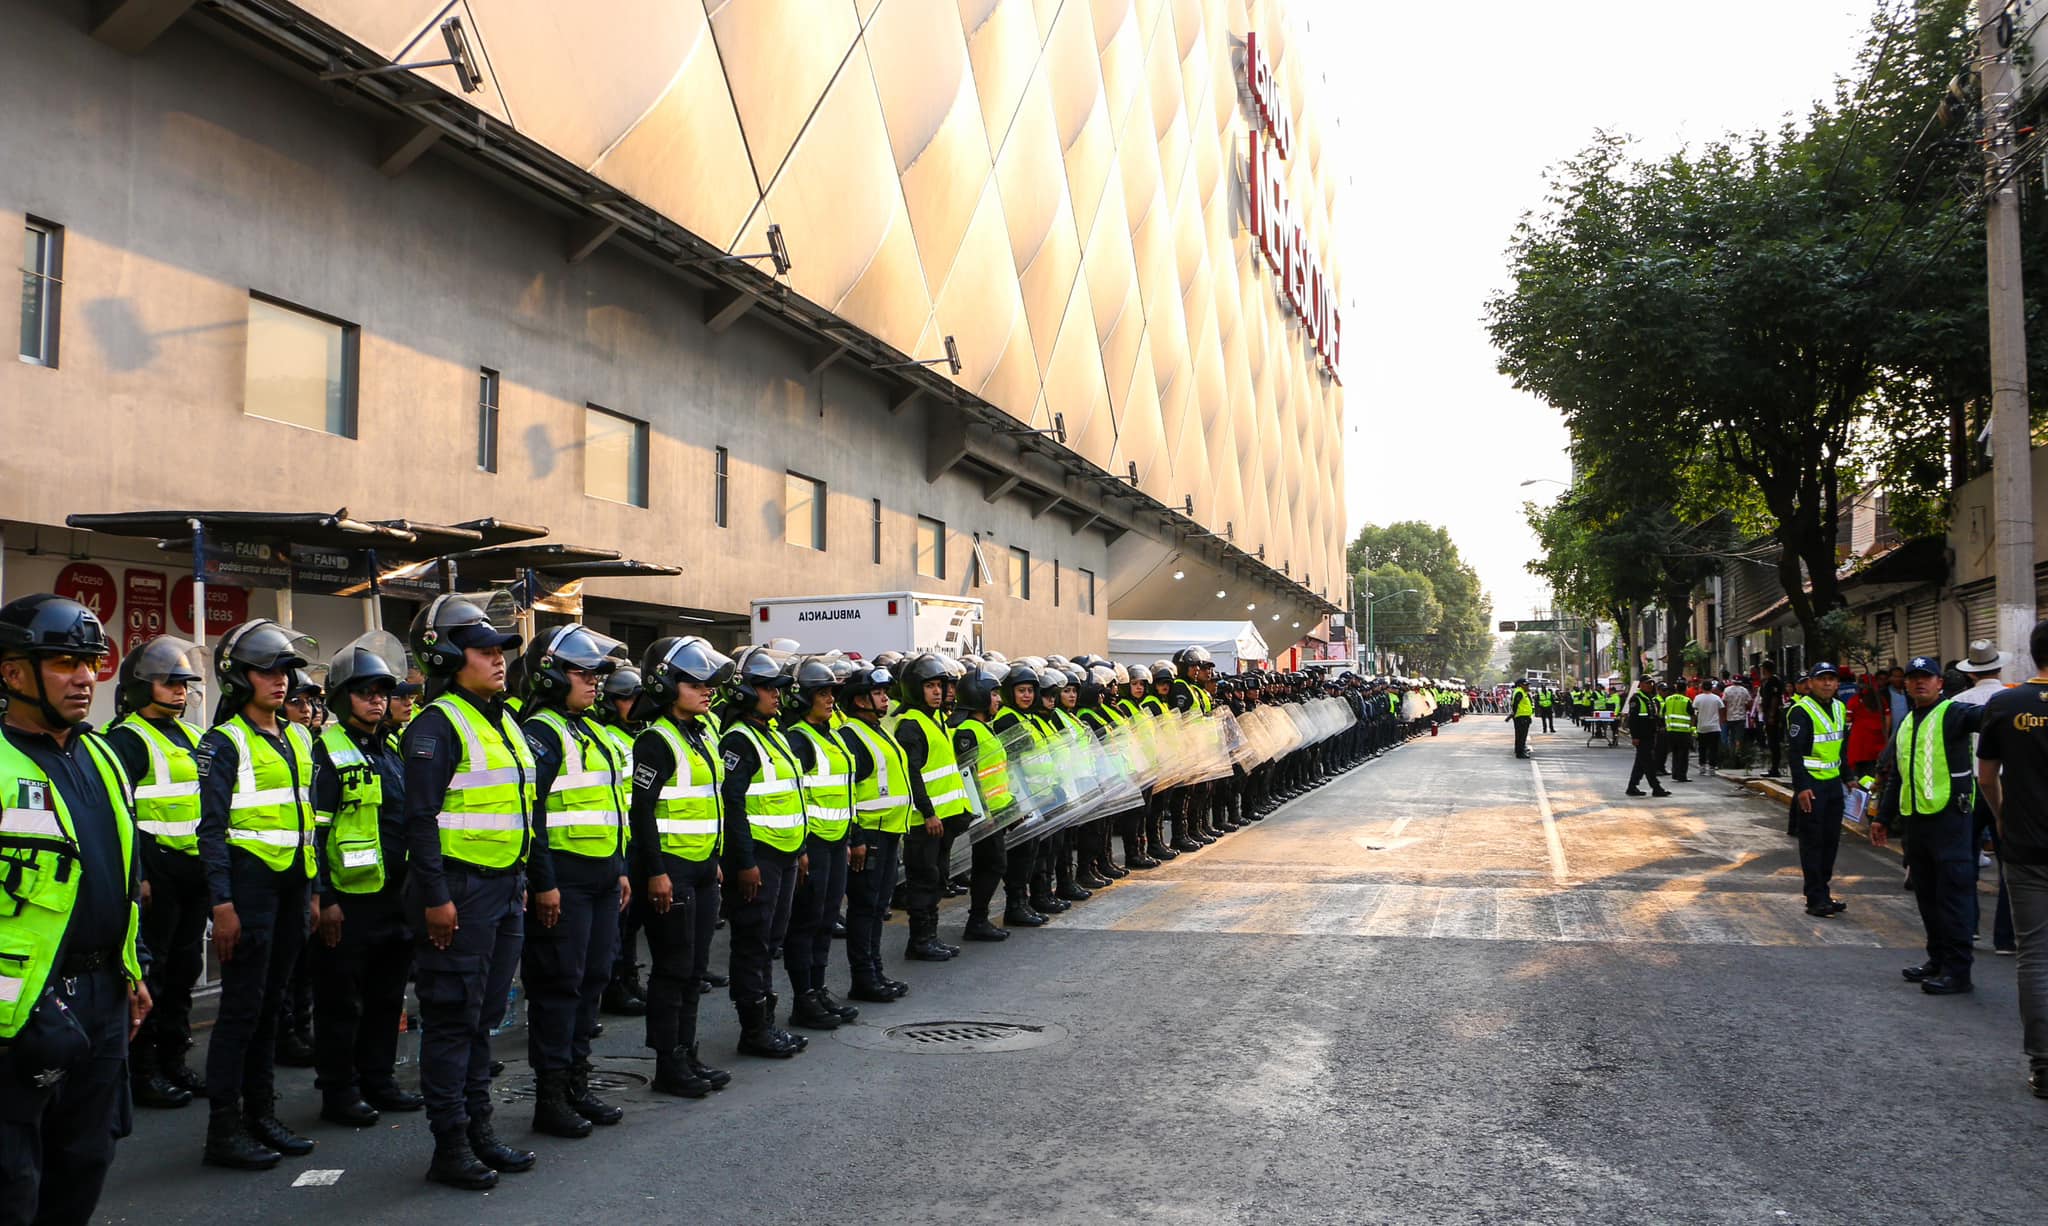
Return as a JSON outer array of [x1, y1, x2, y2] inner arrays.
[[116, 635, 205, 718], [0, 594, 111, 729], [638, 636, 734, 720], [896, 652, 955, 713], [408, 594, 520, 677], [838, 664, 895, 716], [522, 622, 620, 708], [955, 662, 1005, 715], [792, 656, 840, 719], [214, 619, 315, 714], [1000, 663, 1040, 711]]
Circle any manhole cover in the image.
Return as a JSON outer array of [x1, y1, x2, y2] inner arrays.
[[496, 1068, 650, 1102], [834, 1016, 1068, 1054]]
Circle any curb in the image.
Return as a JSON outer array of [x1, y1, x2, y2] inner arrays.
[[1738, 775, 1899, 859]]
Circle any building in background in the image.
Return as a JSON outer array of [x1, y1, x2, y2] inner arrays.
[[3, 0, 1345, 711]]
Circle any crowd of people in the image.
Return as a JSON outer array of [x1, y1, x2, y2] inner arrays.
[[0, 588, 1476, 1216]]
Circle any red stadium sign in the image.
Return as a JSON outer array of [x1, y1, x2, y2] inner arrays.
[[1244, 31, 1341, 383]]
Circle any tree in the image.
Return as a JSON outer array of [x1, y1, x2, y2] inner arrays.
[[1508, 632, 1561, 679], [1347, 522, 1494, 676]]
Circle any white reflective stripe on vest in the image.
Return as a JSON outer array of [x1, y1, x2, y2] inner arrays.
[[230, 785, 310, 810], [921, 765, 962, 786], [804, 805, 854, 823], [0, 808, 65, 837], [655, 817, 720, 836], [437, 812, 525, 831], [925, 788, 968, 808], [0, 975, 21, 1004], [854, 797, 899, 812], [544, 809, 623, 829], [549, 769, 616, 795], [799, 774, 840, 791], [227, 827, 303, 847], [746, 811, 806, 829], [746, 778, 798, 797], [450, 766, 524, 789], [658, 782, 718, 801], [133, 779, 200, 800], [138, 818, 201, 837]]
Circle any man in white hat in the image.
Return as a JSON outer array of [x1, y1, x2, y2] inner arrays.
[[1952, 639, 2016, 956], [1954, 640, 2009, 709]]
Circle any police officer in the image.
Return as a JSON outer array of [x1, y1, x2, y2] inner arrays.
[[951, 661, 1019, 939], [1660, 682, 1694, 784], [1624, 679, 1669, 799], [1507, 678, 1533, 759], [1536, 684, 1555, 733], [105, 635, 207, 1110], [307, 633, 421, 1125], [382, 668, 422, 756], [598, 667, 652, 1018], [991, 665, 1053, 925], [717, 647, 810, 1058], [273, 667, 324, 1070], [1045, 670, 1098, 900], [1077, 664, 1136, 879], [1169, 648, 1219, 844], [1875, 656, 1986, 993], [1786, 662, 1849, 918], [401, 595, 535, 1190], [890, 653, 970, 960], [518, 623, 631, 1138], [0, 595, 149, 1225], [192, 618, 318, 1171], [780, 659, 859, 1030], [837, 664, 916, 997], [627, 637, 734, 1096]]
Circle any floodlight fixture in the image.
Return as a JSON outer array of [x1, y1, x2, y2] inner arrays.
[[875, 334, 962, 376], [320, 17, 485, 93]]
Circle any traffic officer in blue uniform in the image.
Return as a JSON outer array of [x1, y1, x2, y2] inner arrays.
[[0, 595, 150, 1226], [1624, 679, 1669, 798], [307, 633, 420, 1126], [1786, 662, 1849, 918], [716, 647, 810, 1058], [599, 666, 652, 1019], [889, 653, 966, 960], [400, 595, 535, 1190], [1874, 655, 1987, 994], [105, 635, 207, 1110], [193, 618, 319, 1171], [628, 637, 734, 1097], [780, 659, 859, 1031], [518, 623, 631, 1139]]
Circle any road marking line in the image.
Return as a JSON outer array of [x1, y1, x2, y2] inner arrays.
[[292, 1169, 344, 1188], [1531, 759, 1568, 883]]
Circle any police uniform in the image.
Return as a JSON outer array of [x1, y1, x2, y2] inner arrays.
[[782, 714, 857, 1027], [839, 710, 916, 993], [1880, 661, 1985, 992], [1508, 683, 1533, 758], [105, 711, 208, 1106], [1786, 668, 1848, 915], [0, 641, 145, 1226], [520, 699, 629, 1135], [1536, 685, 1555, 733], [402, 683, 538, 1184], [1660, 690, 1694, 783], [889, 704, 964, 958], [628, 712, 728, 1093], [308, 720, 418, 1120], [194, 711, 316, 1159], [718, 710, 810, 1055], [992, 693, 1057, 919], [1625, 686, 1667, 797]]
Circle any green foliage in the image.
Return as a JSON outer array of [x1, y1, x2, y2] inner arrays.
[[1507, 632, 1560, 678], [1348, 522, 1493, 677]]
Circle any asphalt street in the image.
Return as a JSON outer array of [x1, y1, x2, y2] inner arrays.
[[94, 716, 2048, 1225]]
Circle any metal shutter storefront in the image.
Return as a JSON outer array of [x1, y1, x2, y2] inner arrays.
[[1960, 583, 1997, 643], [1905, 600, 1940, 659]]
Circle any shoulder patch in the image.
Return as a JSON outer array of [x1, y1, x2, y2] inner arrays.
[[633, 763, 660, 790], [722, 750, 743, 773], [410, 735, 440, 759], [191, 744, 216, 778]]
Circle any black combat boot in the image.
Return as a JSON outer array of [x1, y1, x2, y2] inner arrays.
[[963, 909, 1010, 941], [467, 1116, 537, 1171], [132, 1045, 193, 1109], [813, 984, 859, 1022], [246, 1102, 314, 1156], [652, 1046, 712, 1098], [361, 1076, 426, 1112], [319, 1087, 380, 1127], [426, 1126, 498, 1190], [905, 915, 956, 961], [736, 997, 803, 1058], [788, 987, 844, 1030], [203, 1105, 281, 1170], [567, 1060, 624, 1126], [601, 962, 649, 1016], [531, 1068, 593, 1138]]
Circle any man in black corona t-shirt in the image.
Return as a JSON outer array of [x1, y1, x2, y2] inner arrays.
[[1974, 617, 2048, 1100]]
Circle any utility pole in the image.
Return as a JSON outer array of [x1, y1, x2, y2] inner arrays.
[[1983, 0, 2035, 683]]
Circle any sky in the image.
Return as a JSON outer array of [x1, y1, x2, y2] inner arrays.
[[1310, 0, 1878, 628]]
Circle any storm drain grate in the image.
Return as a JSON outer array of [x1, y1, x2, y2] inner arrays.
[[496, 1068, 650, 1102], [890, 1021, 1040, 1045]]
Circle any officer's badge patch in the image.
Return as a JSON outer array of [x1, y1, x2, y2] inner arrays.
[[411, 736, 439, 759], [17, 779, 49, 810], [722, 750, 742, 773], [191, 747, 214, 778], [633, 764, 660, 789]]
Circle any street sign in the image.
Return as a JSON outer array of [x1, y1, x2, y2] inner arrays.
[[1375, 633, 1440, 644], [1499, 619, 1584, 633]]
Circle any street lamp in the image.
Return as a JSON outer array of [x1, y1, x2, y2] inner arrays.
[[1366, 587, 1421, 674], [1519, 477, 1566, 488]]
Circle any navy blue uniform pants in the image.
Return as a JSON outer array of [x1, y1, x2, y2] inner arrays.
[[311, 883, 413, 1096], [845, 831, 900, 980], [522, 856, 620, 1074], [784, 834, 848, 995], [1905, 806, 1979, 977], [723, 846, 798, 1004], [134, 845, 207, 1073], [206, 850, 307, 1111], [1796, 783, 1845, 907], [407, 869, 523, 1136], [0, 968, 130, 1226], [640, 854, 718, 1054]]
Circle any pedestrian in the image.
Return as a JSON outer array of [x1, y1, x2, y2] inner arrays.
[[1759, 661, 1787, 778], [628, 636, 735, 1098], [1873, 655, 1986, 994], [1972, 619, 2048, 1097], [0, 595, 151, 1225], [195, 618, 319, 1171], [1625, 678, 1670, 798], [104, 636, 208, 1111], [1507, 677, 1533, 759], [1787, 662, 1849, 919], [1846, 676, 1889, 783], [1692, 681, 1724, 775], [518, 624, 632, 1139], [1951, 641, 2017, 956], [308, 635, 422, 1127], [400, 595, 537, 1191]]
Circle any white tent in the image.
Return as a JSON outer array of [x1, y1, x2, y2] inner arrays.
[[1108, 619, 1272, 670]]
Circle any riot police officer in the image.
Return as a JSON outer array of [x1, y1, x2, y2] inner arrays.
[[518, 624, 631, 1138], [837, 664, 915, 997], [193, 618, 319, 1170], [599, 666, 652, 1018], [0, 595, 150, 1225], [891, 653, 970, 959], [991, 665, 1052, 925], [400, 595, 535, 1190], [105, 635, 207, 1110], [307, 632, 420, 1125], [628, 637, 734, 1096], [951, 661, 1019, 940], [717, 647, 810, 1057], [780, 658, 858, 1030]]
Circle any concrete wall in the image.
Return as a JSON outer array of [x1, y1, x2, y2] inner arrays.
[[0, 3, 1104, 657]]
